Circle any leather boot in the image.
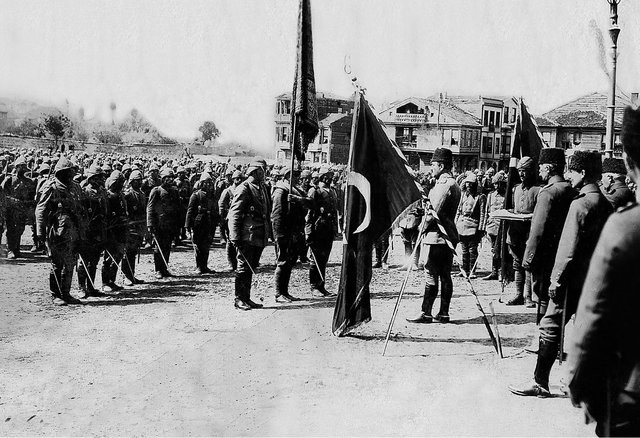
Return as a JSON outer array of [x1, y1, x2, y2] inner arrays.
[[524, 272, 535, 307], [534, 339, 558, 390], [506, 269, 525, 305]]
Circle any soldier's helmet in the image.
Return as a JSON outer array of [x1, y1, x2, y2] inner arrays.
[[13, 156, 27, 167], [85, 165, 104, 179], [129, 170, 143, 181], [37, 164, 50, 174], [232, 170, 244, 180], [160, 168, 174, 178], [54, 157, 75, 176], [199, 172, 213, 182]]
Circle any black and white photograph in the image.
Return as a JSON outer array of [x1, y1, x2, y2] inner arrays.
[[1, 0, 639, 436]]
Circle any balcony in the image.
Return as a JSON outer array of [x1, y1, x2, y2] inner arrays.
[[389, 113, 426, 124]]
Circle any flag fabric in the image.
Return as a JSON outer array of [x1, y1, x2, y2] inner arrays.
[[332, 94, 423, 337], [290, 0, 319, 161]]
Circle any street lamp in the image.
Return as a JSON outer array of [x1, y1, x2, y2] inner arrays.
[[604, 0, 621, 158]]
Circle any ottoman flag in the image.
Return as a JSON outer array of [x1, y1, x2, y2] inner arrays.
[[291, 0, 319, 161], [332, 94, 423, 336]]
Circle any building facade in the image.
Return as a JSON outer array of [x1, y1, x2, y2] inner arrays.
[[535, 91, 637, 158], [274, 91, 354, 164]]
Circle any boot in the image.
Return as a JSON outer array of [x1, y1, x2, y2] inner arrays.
[[506, 269, 525, 305], [533, 339, 558, 390], [524, 272, 535, 308]]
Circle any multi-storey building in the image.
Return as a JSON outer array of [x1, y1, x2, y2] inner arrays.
[[535, 91, 637, 158], [274, 91, 354, 164]]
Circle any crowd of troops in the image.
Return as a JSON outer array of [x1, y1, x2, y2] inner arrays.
[[3, 105, 640, 434]]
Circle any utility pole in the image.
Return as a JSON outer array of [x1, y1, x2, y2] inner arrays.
[[604, 0, 621, 158]]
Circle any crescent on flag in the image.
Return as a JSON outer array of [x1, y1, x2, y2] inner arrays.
[[347, 171, 371, 234]]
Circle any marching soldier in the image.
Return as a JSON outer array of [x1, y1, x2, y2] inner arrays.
[[407, 147, 461, 324], [218, 170, 243, 271], [568, 107, 640, 436], [77, 165, 108, 298], [185, 172, 217, 274], [505, 157, 540, 306], [227, 161, 269, 310], [305, 167, 338, 297], [35, 157, 84, 305], [509, 150, 612, 398], [122, 170, 146, 286], [271, 167, 309, 302], [101, 173, 128, 292], [600, 157, 634, 210], [147, 168, 181, 279], [1, 156, 37, 259]]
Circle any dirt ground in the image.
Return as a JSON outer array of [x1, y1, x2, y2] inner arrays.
[[0, 234, 594, 436]]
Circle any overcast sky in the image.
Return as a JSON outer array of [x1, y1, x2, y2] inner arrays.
[[1, 0, 639, 152]]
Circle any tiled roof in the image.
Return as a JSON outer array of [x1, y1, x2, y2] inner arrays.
[[276, 91, 352, 102], [541, 91, 632, 128], [319, 113, 349, 126], [384, 96, 481, 126]]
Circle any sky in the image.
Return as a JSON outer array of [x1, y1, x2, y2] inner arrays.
[[1, 0, 639, 153]]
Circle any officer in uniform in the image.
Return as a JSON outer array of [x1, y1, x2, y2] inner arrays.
[[271, 167, 309, 302], [568, 106, 640, 437], [505, 156, 540, 306], [228, 162, 269, 310], [147, 168, 181, 278], [509, 150, 612, 398], [185, 172, 217, 274], [522, 148, 575, 323], [122, 170, 146, 286], [77, 165, 108, 298], [600, 157, 634, 210], [407, 147, 461, 324], [35, 157, 84, 305], [1, 156, 36, 259], [218, 170, 243, 271], [297, 169, 312, 263], [305, 167, 338, 297], [101, 173, 128, 292]]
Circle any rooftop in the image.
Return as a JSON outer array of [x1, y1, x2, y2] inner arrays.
[[539, 91, 632, 128], [383, 96, 481, 126], [276, 91, 353, 102]]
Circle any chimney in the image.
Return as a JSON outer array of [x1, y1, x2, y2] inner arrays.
[[632, 92, 639, 106]]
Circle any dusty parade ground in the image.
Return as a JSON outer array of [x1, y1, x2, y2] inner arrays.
[[1, 235, 592, 436]]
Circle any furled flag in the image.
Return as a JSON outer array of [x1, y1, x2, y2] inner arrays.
[[332, 94, 423, 337], [290, 0, 319, 161]]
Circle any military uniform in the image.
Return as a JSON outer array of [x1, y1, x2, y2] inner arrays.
[[147, 175, 181, 277], [77, 171, 107, 296], [185, 174, 217, 273], [218, 175, 242, 271], [399, 201, 424, 269], [102, 176, 128, 290], [568, 202, 640, 436], [175, 171, 192, 242], [1, 167, 36, 258], [35, 158, 84, 305], [305, 175, 338, 295], [227, 165, 269, 309], [603, 180, 634, 211], [523, 174, 575, 316], [122, 172, 146, 284]]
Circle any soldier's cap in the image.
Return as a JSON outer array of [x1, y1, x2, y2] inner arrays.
[[176, 166, 186, 174], [516, 156, 534, 170], [129, 170, 143, 181], [199, 172, 213, 182], [463, 172, 477, 184], [160, 168, 174, 178], [110, 170, 123, 181], [279, 166, 292, 177], [602, 157, 627, 175], [85, 165, 104, 178], [318, 166, 333, 177], [37, 163, 50, 174], [54, 156, 75, 175], [431, 147, 453, 166], [122, 163, 131, 172], [567, 150, 602, 176], [246, 161, 263, 175], [622, 105, 640, 164], [149, 163, 160, 172], [232, 170, 244, 179], [105, 176, 120, 190], [492, 172, 506, 184], [300, 169, 311, 179], [13, 156, 27, 167], [539, 147, 565, 168], [257, 159, 267, 167], [101, 164, 112, 173]]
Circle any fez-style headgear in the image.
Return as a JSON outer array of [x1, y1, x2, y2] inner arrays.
[[432, 147, 453, 167], [539, 148, 565, 168], [602, 158, 627, 175], [567, 150, 602, 178]]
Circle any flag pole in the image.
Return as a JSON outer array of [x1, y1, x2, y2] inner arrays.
[[289, 116, 298, 198]]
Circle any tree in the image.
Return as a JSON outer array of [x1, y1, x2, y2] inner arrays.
[[198, 121, 221, 142], [5, 119, 45, 137], [42, 114, 72, 150], [95, 129, 123, 144]]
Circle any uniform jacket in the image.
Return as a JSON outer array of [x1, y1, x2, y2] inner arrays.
[[549, 183, 612, 302], [104, 189, 129, 244], [506, 182, 540, 247], [1, 174, 36, 222], [227, 178, 269, 247], [35, 178, 85, 246], [455, 192, 487, 237], [603, 180, 634, 211], [423, 172, 461, 246], [305, 182, 338, 240], [568, 202, 640, 425], [485, 190, 505, 237], [124, 186, 146, 243], [218, 184, 238, 221], [185, 189, 217, 232], [146, 184, 181, 232], [523, 175, 575, 272], [141, 175, 161, 197], [80, 184, 107, 243], [271, 180, 307, 239]]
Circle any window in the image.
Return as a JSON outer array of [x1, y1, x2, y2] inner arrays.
[[489, 111, 495, 128], [572, 131, 582, 146], [285, 150, 291, 159], [504, 108, 509, 124], [542, 131, 552, 146], [483, 110, 489, 127], [451, 130, 459, 146], [511, 111, 516, 123], [313, 153, 320, 163], [560, 131, 571, 149], [495, 111, 500, 128], [321, 127, 329, 144], [280, 126, 288, 142], [321, 152, 328, 163], [503, 135, 511, 154], [442, 129, 451, 145], [482, 137, 493, 154], [495, 138, 500, 155]]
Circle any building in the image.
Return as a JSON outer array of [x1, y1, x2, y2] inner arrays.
[[274, 91, 354, 164], [535, 91, 637, 158]]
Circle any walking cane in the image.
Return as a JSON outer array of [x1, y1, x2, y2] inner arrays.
[[105, 248, 124, 284], [308, 247, 325, 284], [78, 254, 97, 291], [152, 234, 171, 272]]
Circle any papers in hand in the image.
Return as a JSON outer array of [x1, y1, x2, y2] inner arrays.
[[489, 209, 533, 222]]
